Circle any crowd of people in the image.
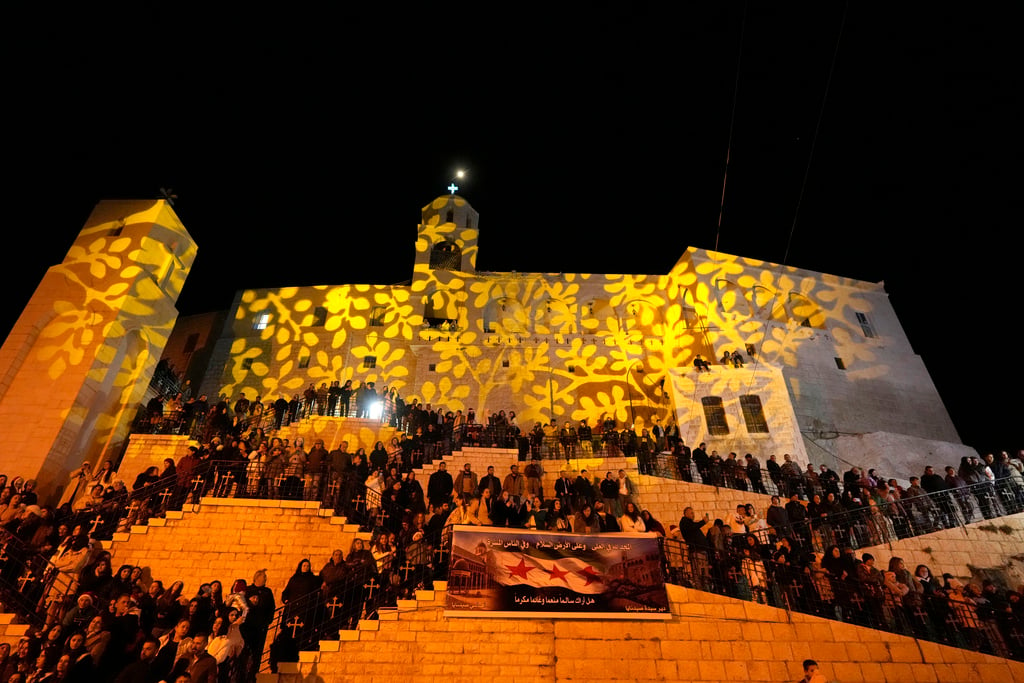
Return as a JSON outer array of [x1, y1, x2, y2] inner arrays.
[[3, 402, 1023, 679], [664, 450, 1024, 662]]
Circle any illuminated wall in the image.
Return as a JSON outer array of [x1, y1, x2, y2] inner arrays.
[[211, 194, 965, 476], [0, 200, 196, 497]]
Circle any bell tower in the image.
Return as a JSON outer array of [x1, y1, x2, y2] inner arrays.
[[0, 199, 196, 500]]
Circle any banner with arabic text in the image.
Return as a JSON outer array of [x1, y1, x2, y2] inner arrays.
[[445, 526, 670, 619]]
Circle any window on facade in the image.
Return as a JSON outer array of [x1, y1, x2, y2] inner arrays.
[[312, 306, 327, 327], [745, 343, 756, 357], [183, 333, 199, 355], [855, 312, 876, 338], [253, 313, 271, 330], [298, 355, 310, 369], [429, 240, 461, 270], [446, 209, 454, 223], [701, 397, 730, 436], [370, 305, 386, 327], [835, 357, 846, 370], [740, 395, 769, 433], [428, 363, 436, 372], [502, 359, 510, 368], [364, 356, 377, 369], [242, 358, 254, 370]]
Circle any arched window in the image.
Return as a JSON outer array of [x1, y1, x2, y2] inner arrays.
[[537, 298, 576, 335], [423, 290, 462, 330], [429, 240, 462, 270]]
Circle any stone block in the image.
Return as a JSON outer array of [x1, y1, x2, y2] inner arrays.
[[697, 659, 726, 681]]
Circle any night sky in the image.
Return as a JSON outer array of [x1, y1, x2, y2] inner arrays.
[[3, 3, 1019, 456]]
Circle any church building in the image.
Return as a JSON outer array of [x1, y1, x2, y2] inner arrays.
[[200, 192, 971, 477]]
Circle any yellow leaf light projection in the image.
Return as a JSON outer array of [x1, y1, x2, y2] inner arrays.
[[215, 194, 962, 473]]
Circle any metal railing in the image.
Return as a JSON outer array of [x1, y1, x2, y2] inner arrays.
[[661, 534, 1024, 661], [259, 526, 454, 674]]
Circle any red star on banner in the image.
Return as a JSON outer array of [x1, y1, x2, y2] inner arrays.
[[547, 562, 570, 584], [505, 557, 534, 580], [578, 565, 603, 586]]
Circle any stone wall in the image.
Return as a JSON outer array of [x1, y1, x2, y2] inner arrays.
[[263, 581, 1024, 683], [858, 511, 1024, 588], [104, 499, 367, 604]]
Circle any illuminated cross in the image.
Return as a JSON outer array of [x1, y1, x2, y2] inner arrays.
[[327, 480, 340, 498], [158, 490, 174, 506], [788, 580, 803, 599], [351, 494, 365, 508], [326, 597, 344, 619], [191, 476, 205, 491], [376, 509, 389, 526], [363, 578, 379, 600], [433, 546, 448, 564], [400, 562, 416, 581], [89, 515, 104, 534], [848, 592, 864, 611], [274, 474, 287, 489], [912, 606, 929, 624], [286, 617, 304, 638], [17, 572, 34, 591], [447, 183, 458, 194]]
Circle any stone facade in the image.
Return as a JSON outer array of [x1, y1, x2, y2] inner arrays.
[[199, 193, 969, 479]]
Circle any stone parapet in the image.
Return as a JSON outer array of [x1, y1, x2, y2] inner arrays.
[[260, 579, 1024, 683], [106, 498, 369, 605]]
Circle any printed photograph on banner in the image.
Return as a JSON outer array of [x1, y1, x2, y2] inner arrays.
[[445, 526, 670, 619]]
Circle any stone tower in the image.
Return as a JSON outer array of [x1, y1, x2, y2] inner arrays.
[[0, 199, 196, 500], [412, 193, 480, 329]]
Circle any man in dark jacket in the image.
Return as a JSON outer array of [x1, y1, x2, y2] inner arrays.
[[427, 461, 454, 508]]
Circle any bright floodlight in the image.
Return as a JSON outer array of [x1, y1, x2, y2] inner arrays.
[[456, 169, 465, 178], [369, 401, 383, 420]]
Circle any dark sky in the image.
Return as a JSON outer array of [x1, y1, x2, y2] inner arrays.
[[2, 3, 1019, 455]]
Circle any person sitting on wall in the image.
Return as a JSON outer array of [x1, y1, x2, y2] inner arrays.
[[693, 355, 711, 372]]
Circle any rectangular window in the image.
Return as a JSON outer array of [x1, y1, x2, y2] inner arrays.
[[370, 305, 386, 327], [855, 312, 876, 338], [312, 306, 327, 327], [701, 397, 730, 436], [298, 355, 310, 369], [252, 313, 271, 330], [183, 333, 199, 354], [502, 360, 510, 368], [740, 395, 769, 433], [242, 358, 254, 370], [428, 363, 436, 372], [835, 357, 846, 370], [745, 343, 756, 357], [364, 356, 377, 369]]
